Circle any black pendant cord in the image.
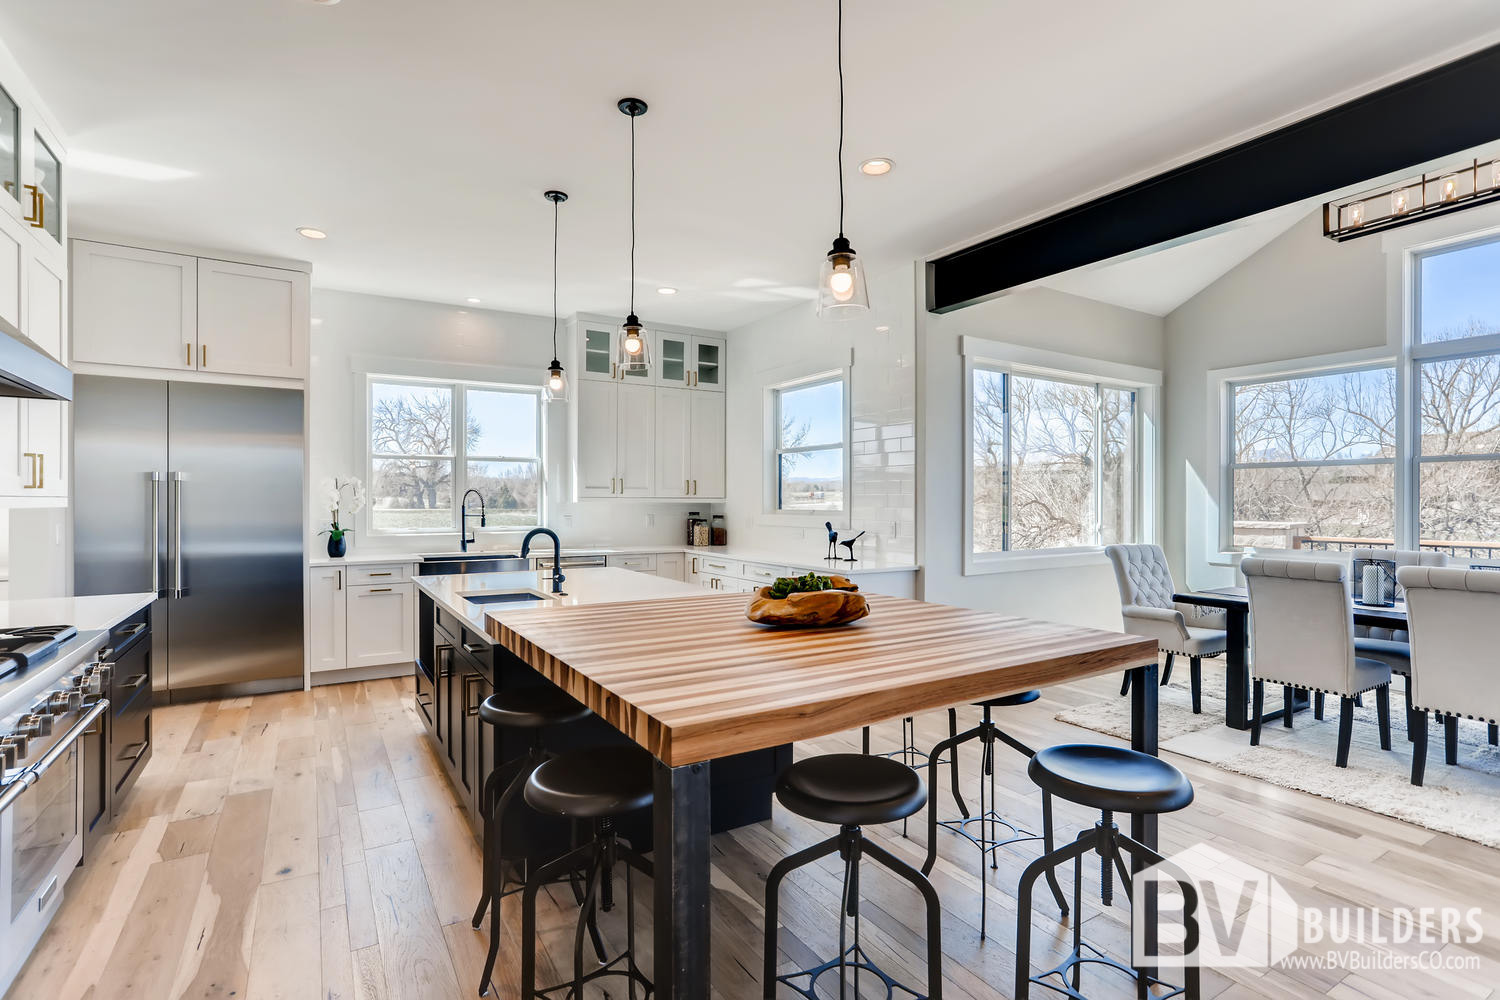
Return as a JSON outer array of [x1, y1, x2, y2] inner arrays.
[[836, 0, 845, 240], [550, 195, 560, 364], [629, 110, 638, 319]]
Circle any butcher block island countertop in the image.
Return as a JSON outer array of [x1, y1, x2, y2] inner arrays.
[[487, 590, 1160, 767]]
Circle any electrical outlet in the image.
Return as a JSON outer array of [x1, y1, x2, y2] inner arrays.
[[646, 513, 656, 528]]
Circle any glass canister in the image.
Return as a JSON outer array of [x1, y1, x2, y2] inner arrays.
[[711, 513, 727, 546], [692, 519, 711, 546], [687, 512, 706, 546]]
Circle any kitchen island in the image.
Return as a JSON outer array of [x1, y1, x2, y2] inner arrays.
[[469, 575, 1163, 999], [410, 568, 791, 859]]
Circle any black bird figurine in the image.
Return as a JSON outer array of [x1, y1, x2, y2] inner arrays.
[[839, 530, 866, 563], [825, 521, 839, 561]]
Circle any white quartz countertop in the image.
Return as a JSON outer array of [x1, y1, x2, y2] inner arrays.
[[313, 544, 919, 574], [0, 592, 155, 631], [413, 567, 704, 643]]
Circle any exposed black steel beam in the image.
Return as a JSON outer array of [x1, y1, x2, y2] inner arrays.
[[928, 43, 1500, 313]]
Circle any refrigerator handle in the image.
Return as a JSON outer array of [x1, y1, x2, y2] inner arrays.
[[150, 472, 163, 597], [171, 471, 185, 598]]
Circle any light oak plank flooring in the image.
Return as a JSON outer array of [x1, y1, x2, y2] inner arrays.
[[9, 669, 1496, 999]]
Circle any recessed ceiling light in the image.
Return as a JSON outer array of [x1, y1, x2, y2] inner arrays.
[[465, 297, 481, 304], [308, 0, 341, 5], [874, 325, 890, 332], [657, 287, 677, 295], [311, 317, 323, 326], [859, 157, 894, 176], [297, 227, 327, 239]]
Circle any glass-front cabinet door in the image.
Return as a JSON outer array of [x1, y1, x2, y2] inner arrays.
[[29, 130, 59, 243], [655, 331, 690, 387], [0, 85, 16, 215], [692, 336, 724, 391], [580, 326, 615, 381]]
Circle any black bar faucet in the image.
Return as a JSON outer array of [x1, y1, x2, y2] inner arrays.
[[521, 527, 565, 594], [460, 489, 485, 552]]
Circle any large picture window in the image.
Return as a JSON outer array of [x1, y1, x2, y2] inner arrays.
[[1227, 366, 1397, 550], [368, 376, 542, 533], [970, 366, 1139, 554], [773, 375, 846, 511]]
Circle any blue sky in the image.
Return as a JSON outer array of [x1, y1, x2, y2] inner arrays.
[[781, 380, 844, 480], [1420, 240, 1500, 339]]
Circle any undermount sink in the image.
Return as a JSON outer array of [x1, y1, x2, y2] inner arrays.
[[458, 590, 551, 606]]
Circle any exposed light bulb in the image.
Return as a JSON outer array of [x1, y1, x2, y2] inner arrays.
[[624, 333, 644, 354], [1348, 202, 1365, 228], [548, 370, 565, 392], [829, 266, 855, 302], [1392, 189, 1410, 215], [1441, 173, 1459, 202]]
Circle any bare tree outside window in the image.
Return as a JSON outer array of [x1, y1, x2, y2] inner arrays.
[[971, 368, 1137, 554], [776, 377, 845, 510]]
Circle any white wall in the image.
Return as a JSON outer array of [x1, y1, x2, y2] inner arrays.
[[309, 288, 697, 556], [1162, 210, 1393, 589], [918, 282, 1166, 630], [723, 262, 917, 562]]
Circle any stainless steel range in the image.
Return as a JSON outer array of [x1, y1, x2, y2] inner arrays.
[[0, 627, 109, 995]]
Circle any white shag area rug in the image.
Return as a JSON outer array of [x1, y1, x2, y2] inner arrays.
[[1057, 665, 1500, 848]]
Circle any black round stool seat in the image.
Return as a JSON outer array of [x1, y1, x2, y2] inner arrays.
[[477, 686, 591, 729], [1028, 744, 1193, 814], [975, 689, 1041, 709], [777, 753, 927, 826], [524, 745, 654, 819]]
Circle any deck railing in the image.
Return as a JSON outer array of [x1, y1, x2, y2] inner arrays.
[[1297, 535, 1500, 560]]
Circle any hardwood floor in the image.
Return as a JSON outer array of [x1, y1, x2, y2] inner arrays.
[[11, 667, 1496, 999]]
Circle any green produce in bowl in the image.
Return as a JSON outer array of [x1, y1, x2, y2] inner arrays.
[[767, 572, 836, 600]]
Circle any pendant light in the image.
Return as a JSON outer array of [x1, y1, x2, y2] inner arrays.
[[617, 97, 652, 374], [543, 189, 568, 403], [817, 0, 870, 319]]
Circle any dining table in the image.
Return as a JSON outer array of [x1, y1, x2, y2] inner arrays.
[[1174, 586, 1408, 730], [487, 589, 1164, 998]]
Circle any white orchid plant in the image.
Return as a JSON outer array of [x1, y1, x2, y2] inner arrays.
[[320, 476, 366, 545]]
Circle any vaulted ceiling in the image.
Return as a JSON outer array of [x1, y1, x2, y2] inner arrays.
[[2, 0, 1498, 329]]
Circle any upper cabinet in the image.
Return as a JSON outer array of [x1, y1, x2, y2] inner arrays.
[[71, 239, 309, 381], [571, 319, 726, 501], [28, 127, 60, 245]]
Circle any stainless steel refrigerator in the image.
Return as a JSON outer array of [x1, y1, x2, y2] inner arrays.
[[72, 375, 304, 701]]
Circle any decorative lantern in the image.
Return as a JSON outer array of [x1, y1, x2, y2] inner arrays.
[[1352, 556, 1398, 607]]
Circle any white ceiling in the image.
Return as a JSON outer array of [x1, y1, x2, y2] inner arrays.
[[1038, 203, 1311, 316], [2, 1, 1499, 331]]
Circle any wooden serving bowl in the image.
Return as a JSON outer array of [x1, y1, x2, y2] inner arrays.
[[746, 576, 869, 627]]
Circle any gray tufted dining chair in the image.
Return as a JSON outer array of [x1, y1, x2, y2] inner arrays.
[[1104, 543, 1225, 714], [1242, 557, 1392, 767], [1397, 566, 1500, 786], [1349, 548, 1447, 738]]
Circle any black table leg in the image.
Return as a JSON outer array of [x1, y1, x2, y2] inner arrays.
[[1222, 608, 1251, 731], [1129, 659, 1159, 996], [653, 759, 711, 999]]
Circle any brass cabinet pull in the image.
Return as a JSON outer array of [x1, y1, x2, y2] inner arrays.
[[611, 362, 617, 379], [336, 570, 342, 590], [22, 452, 37, 489], [37, 453, 42, 488], [366, 587, 393, 593], [200, 344, 207, 368], [22, 184, 42, 228], [684, 479, 689, 494], [186, 342, 192, 366], [368, 571, 392, 577]]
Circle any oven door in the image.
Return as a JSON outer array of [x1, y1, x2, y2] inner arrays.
[[0, 701, 104, 992]]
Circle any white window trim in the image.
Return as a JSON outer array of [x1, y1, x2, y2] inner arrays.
[[1215, 353, 1399, 559], [961, 335, 1161, 575], [760, 364, 852, 525], [363, 371, 546, 537]]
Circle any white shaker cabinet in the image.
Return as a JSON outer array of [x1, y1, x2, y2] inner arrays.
[[689, 390, 726, 499], [576, 378, 656, 498], [70, 241, 197, 371], [196, 258, 309, 379], [309, 566, 347, 673], [0, 210, 24, 332], [654, 386, 691, 497], [346, 582, 415, 668]]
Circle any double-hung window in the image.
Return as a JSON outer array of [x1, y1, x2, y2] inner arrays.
[[368, 376, 542, 533], [773, 374, 847, 512], [968, 356, 1144, 561], [1226, 366, 1397, 550], [1413, 237, 1500, 552]]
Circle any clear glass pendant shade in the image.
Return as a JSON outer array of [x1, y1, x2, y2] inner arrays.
[[544, 362, 568, 403], [817, 237, 869, 319], [617, 315, 651, 374]]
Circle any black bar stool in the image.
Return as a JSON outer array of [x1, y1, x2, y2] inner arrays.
[[1014, 744, 1200, 1000], [470, 686, 592, 997], [763, 753, 943, 999], [920, 691, 1068, 938], [520, 744, 656, 1000]]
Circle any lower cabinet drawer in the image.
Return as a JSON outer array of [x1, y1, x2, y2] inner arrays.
[[347, 582, 416, 667], [610, 553, 657, 572], [740, 562, 791, 584], [111, 688, 152, 800]]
